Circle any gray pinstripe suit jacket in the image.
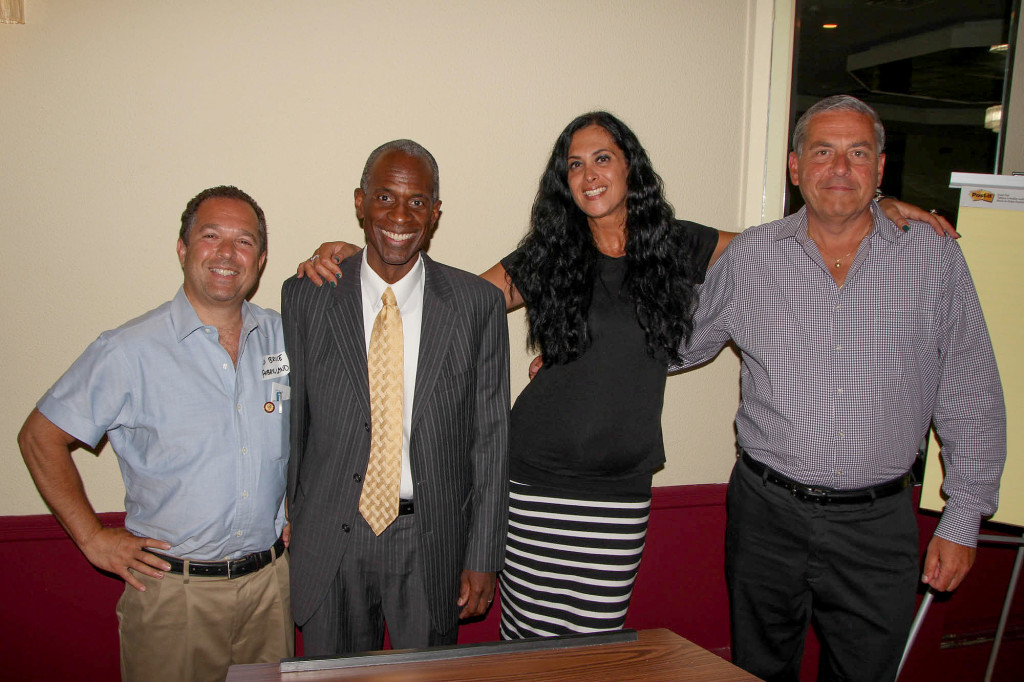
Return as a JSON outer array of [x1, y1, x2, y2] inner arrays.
[[281, 252, 510, 633]]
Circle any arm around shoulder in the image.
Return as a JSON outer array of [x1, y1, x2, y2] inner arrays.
[[479, 261, 524, 311], [709, 230, 737, 268], [672, 238, 738, 372], [295, 241, 359, 286]]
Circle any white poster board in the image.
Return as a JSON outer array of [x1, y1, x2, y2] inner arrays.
[[921, 172, 1024, 528]]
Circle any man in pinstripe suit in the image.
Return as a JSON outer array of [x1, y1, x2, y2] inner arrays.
[[282, 140, 510, 655]]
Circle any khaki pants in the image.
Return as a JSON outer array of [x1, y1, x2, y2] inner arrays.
[[116, 551, 293, 682]]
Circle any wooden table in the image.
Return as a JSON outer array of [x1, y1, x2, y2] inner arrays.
[[226, 629, 760, 681]]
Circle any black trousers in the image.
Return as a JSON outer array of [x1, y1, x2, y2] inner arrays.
[[301, 514, 457, 656], [725, 459, 919, 682]]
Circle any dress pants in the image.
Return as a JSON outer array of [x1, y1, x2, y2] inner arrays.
[[301, 513, 457, 655], [117, 550, 292, 682], [726, 458, 919, 682]]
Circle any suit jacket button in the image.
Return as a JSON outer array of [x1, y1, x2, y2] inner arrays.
[[353, 473, 362, 482], [342, 524, 351, 533], [363, 422, 370, 432]]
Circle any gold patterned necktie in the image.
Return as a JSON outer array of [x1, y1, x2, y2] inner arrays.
[[359, 287, 404, 535]]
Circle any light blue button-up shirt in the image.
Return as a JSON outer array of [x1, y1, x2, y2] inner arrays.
[[38, 287, 289, 560]]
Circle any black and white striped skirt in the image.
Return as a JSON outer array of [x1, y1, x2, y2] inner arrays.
[[498, 480, 650, 639]]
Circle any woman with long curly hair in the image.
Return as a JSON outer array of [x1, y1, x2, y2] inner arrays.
[[482, 112, 717, 638], [296, 112, 950, 639]]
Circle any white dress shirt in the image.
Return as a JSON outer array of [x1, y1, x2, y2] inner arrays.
[[360, 252, 424, 500]]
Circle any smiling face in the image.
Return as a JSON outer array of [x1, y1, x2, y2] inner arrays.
[[567, 124, 629, 229], [354, 149, 441, 284], [789, 110, 885, 229], [176, 197, 265, 314]]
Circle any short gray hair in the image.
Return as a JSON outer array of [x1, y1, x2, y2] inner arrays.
[[792, 95, 885, 156], [359, 139, 440, 202]]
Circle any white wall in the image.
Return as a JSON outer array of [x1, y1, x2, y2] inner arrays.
[[0, 0, 780, 515]]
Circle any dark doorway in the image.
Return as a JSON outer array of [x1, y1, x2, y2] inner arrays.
[[788, 0, 1019, 224]]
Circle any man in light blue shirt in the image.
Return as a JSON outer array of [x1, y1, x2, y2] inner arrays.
[[18, 186, 293, 681]]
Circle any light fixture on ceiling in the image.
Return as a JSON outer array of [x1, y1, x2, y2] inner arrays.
[[823, 23, 838, 29], [990, 44, 1009, 54], [0, 0, 25, 24], [985, 105, 1002, 132]]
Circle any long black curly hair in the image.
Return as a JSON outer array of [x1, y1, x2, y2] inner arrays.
[[505, 111, 701, 365]]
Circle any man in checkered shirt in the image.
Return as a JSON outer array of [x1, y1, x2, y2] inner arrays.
[[677, 95, 1006, 682]]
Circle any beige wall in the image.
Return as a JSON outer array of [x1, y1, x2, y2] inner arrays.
[[0, 0, 783, 516]]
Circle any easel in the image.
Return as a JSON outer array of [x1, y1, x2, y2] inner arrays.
[[898, 532, 1024, 681]]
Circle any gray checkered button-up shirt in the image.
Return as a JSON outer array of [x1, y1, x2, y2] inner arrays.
[[677, 203, 1006, 547]]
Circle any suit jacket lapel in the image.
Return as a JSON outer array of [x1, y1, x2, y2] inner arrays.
[[413, 254, 454, 428], [326, 254, 371, 418]]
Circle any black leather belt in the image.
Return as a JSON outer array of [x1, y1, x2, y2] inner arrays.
[[741, 452, 910, 505], [398, 499, 414, 516], [147, 537, 285, 578]]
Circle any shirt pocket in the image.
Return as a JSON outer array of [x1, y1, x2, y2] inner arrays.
[[872, 307, 933, 400], [257, 381, 290, 462]]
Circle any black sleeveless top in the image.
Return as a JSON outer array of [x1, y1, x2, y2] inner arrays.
[[502, 220, 718, 498]]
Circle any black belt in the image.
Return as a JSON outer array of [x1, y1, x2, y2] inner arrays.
[[741, 452, 910, 505], [148, 537, 285, 578], [398, 499, 414, 516]]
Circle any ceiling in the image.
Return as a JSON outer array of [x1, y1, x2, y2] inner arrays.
[[794, 0, 1016, 121]]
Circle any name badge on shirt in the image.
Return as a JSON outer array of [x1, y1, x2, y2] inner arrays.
[[262, 351, 290, 379]]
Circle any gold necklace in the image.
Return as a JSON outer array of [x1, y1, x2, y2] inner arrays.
[[831, 247, 856, 269], [809, 224, 869, 270]]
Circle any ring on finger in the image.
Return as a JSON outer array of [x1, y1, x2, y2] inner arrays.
[[309, 254, 320, 262]]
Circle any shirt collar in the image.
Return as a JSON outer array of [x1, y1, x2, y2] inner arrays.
[[774, 208, 806, 242], [169, 286, 265, 343], [359, 251, 425, 313], [778, 200, 898, 247], [868, 199, 901, 244]]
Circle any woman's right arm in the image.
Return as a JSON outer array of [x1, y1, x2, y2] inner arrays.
[[709, 231, 737, 268], [479, 262, 524, 312]]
